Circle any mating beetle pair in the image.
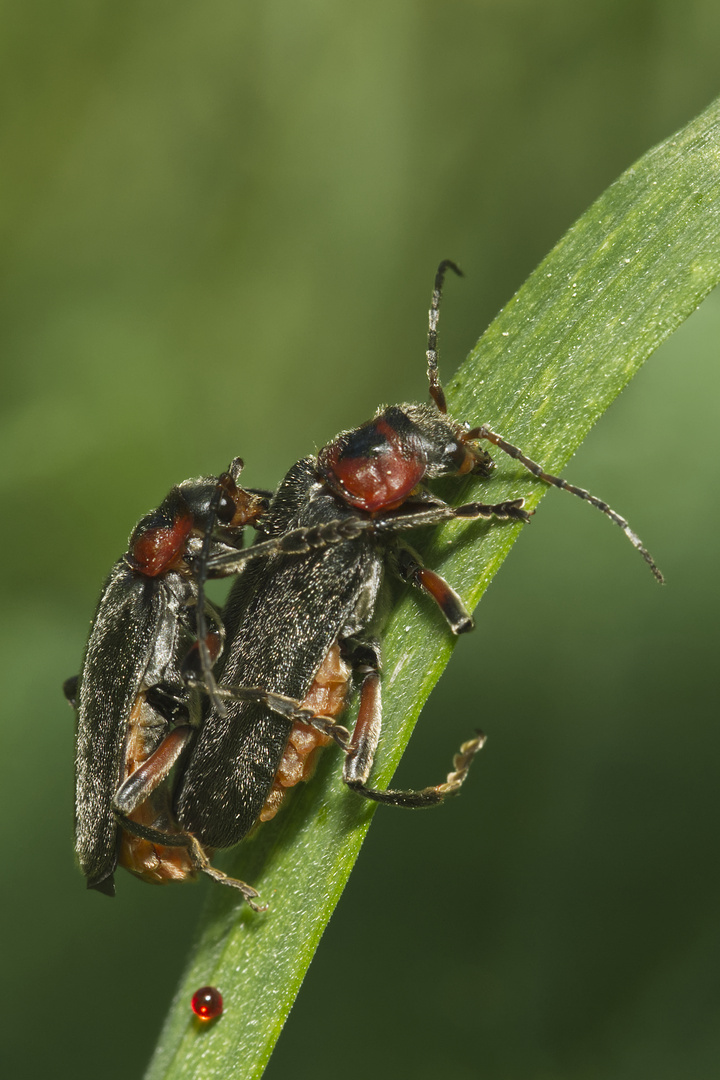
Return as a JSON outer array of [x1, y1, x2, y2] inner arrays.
[[67, 261, 662, 904]]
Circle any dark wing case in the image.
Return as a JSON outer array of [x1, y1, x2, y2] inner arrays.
[[73, 562, 190, 890], [176, 458, 382, 849]]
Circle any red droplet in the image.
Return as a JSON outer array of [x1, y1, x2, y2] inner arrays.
[[191, 986, 223, 1020]]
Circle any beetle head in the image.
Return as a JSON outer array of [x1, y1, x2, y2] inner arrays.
[[317, 403, 494, 514], [125, 463, 267, 579]]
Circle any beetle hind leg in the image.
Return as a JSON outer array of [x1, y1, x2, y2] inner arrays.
[[343, 644, 485, 807], [184, 835, 267, 911], [112, 725, 265, 907], [114, 809, 266, 908]]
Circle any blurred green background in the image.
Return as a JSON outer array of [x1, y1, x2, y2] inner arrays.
[[1, 2, 719, 1077]]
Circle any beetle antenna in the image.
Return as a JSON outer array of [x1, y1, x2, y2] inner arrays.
[[427, 259, 463, 415], [469, 423, 664, 583], [194, 478, 229, 717]]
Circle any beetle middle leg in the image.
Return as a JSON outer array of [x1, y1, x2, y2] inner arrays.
[[341, 639, 486, 808], [389, 541, 476, 634]]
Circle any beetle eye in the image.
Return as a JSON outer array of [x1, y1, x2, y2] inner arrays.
[[216, 490, 236, 524], [447, 440, 472, 471]]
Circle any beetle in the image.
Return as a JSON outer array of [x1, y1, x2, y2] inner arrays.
[[170, 260, 662, 896], [68, 459, 357, 903], [66, 459, 270, 899]]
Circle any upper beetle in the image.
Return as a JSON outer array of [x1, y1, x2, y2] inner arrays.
[[171, 261, 661, 895]]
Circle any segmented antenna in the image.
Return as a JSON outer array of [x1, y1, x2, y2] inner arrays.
[[193, 472, 232, 718], [427, 259, 463, 414], [469, 424, 664, 583]]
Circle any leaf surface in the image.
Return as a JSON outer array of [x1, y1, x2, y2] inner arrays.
[[145, 95, 720, 1080]]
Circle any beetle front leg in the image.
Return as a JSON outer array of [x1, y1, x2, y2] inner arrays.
[[373, 497, 531, 535], [343, 642, 486, 807], [205, 497, 531, 583]]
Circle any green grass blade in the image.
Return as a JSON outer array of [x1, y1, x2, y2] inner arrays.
[[145, 95, 720, 1080]]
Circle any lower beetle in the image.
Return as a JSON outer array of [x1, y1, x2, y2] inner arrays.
[[67, 459, 269, 898], [170, 261, 661, 897]]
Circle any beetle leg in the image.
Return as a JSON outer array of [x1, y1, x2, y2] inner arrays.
[[112, 727, 265, 908], [204, 519, 372, 575], [143, 682, 195, 724], [388, 541, 474, 634], [342, 642, 485, 806], [182, 837, 266, 910], [199, 682, 351, 749], [373, 497, 531, 533], [114, 811, 266, 909], [113, 725, 193, 816], [205, 497, 531, 580]]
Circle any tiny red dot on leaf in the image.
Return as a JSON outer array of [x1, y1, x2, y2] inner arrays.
[[191, 986, 223, 1020]]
